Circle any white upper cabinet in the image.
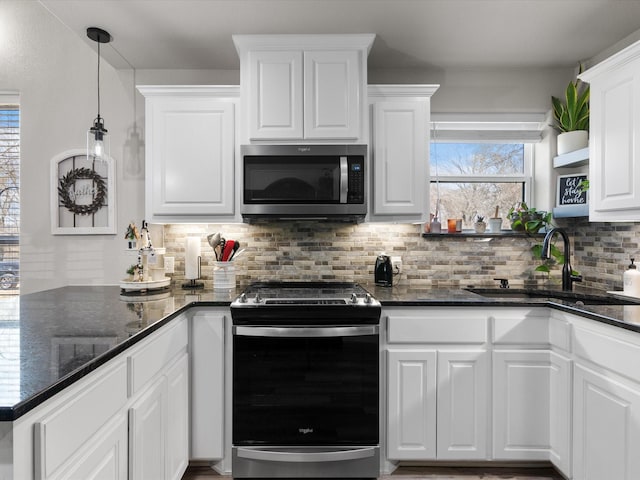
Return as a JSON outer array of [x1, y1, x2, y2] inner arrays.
[[368, 85, 439, 222], [138, 86, 238, 223], [303, 50, 361, 139], [247, 50, 304, 139], [234, 34, 374, 143], [580, 40, 640, 221]]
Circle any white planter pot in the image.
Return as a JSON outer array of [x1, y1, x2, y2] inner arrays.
[[557, 130, 588, 155]]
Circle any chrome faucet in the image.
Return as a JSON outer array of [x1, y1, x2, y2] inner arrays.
[[541, 227, 583, 291]]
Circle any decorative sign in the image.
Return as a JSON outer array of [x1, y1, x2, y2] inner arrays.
[[51, 149, 116, 235], [557, 174, 588, 207]]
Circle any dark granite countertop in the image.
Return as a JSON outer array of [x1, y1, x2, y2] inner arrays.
[[369, 284, 640, 334], [2, 283, 640, 422], [0, 285, 235, 421]]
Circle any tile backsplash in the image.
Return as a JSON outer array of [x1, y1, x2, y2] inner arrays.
[[162, 219, 639, 292]]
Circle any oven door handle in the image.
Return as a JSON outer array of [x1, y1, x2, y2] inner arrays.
[[236, 446, 376, 463], [233, 325, 378, 338]]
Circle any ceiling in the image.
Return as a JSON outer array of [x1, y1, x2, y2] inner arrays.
[[39, 0, 640, 71]]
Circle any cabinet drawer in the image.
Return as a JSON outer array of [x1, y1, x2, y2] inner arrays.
[[492, 309, 550, 345], [128, 316, 188, 396], [34, 360, 128, 480], [387, 310, 487, 344], [573, 324, 640, 383]]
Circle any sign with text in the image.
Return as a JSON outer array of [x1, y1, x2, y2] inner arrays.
[[557, 174, 588, 207]]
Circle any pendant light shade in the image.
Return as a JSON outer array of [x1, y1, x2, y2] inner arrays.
[[86, 27, 112, 163]]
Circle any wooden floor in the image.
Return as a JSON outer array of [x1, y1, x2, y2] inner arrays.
[[182, 464, 564, 479]]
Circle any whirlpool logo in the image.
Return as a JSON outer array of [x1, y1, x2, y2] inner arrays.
[[298, 427, 314, 435]]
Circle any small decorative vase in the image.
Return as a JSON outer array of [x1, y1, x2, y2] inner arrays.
[[488, 218, 502, 233], [557, 130, 588, 155], [474, 222, 487, 234]]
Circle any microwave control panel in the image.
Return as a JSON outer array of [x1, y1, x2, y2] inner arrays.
[[348, 160, 365, 203]]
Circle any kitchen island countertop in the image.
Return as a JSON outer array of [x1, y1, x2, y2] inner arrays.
[[2, 283, 640, 421]]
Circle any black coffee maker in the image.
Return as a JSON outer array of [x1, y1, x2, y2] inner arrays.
[[374, 254, 393, 287]]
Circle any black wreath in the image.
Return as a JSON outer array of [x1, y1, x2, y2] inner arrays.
[[58, 167, 107, 216]]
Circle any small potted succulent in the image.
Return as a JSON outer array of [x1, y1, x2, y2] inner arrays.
[[126, 264, 138, 281], [508, 202, 551, 234], [551, 64, 590, 155], [473, 214, 487, 234]]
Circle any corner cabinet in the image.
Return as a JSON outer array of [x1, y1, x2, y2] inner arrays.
[[233, 34, 374, 143], [368, 85, 439, 222], [138, 86, 239, 223], [580, 40, 640, 221]]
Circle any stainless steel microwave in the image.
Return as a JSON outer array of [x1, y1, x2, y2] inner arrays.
[[241, 144, 367, 223]]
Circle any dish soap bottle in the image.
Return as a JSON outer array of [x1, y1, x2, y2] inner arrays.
[[623, 258, 640, 297]]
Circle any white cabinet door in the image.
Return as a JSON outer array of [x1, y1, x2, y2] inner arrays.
[[166, 353, 189, 480], [40, 414, 128, 480], [129, 376, 166, 480], [573, 364, 640, 480], [190, 309, 225, 460], [549, 352, 572, 478], [304, 50, 360, 139], [33, 360, 128, 480], [581, 41, 640, 221], [493, 350, 550, 460], [437, 350, 489, 460], [141, 87, 236, 222], [372, 101, 427, 218], [248, 50, 303, 139], [387, 349, 437, 460]]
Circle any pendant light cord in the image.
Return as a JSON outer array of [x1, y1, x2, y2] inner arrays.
[[96, 40, 101, 119]]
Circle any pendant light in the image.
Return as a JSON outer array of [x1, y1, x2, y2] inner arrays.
[[86, 27, 112, 163]]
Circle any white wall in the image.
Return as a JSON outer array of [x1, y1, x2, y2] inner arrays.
[[0, 1, 142, 293], [0, 1, 576, 293]]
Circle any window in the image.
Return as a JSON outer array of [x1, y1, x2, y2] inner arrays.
[[430, 114, 542, 230], [430, 142, 532, 229], [0, 103, 20, 292]]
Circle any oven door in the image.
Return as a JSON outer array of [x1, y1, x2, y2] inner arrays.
[[232, 325, 379, 448]]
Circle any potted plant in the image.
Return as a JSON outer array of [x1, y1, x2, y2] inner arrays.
[[508, 202, 551, 234], [126, 264, 138, 281], [473, 214, 487, 233], [551, 64, 590, 155]]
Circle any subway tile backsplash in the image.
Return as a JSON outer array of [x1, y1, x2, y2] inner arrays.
[[162, 219, 638, 292]]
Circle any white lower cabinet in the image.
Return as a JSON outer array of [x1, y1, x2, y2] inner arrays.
[[387, 349, 437, 460], [166, 353, 190, 479], [190, 309, 226, 460], [573, 362, 640, 479], [129, 376, 166, 480], [385, 308, 489, 462], [549, 352, 572, 476], [48, 414, 128, 480], [129, 352, 189, 480], [31, 359, 129, 480], [493, 350, 552, 460], [437, 350, 489, 460]]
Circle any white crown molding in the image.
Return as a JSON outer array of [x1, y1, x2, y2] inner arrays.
[[136, 85, 240, 97], [368, 84, 440, 98], [580, 39, 640, 81]]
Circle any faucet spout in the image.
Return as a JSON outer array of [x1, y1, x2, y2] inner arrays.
[[541, 227, 582, 291]]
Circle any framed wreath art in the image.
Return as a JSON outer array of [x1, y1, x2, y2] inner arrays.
[[51, 149, 116, 234]]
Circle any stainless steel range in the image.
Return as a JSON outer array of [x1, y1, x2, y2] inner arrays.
[[230, 282, 381, 479]]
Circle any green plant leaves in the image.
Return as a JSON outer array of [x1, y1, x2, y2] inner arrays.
[[551, 68, 590, 133]]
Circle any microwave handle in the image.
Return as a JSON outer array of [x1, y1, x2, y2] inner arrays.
[[340, 156, 348, 203]]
